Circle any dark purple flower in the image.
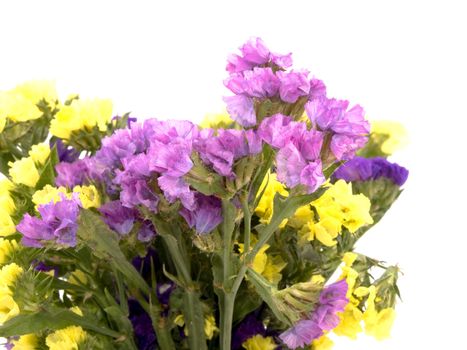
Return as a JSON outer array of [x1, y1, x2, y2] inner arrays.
[[232, 313, 267, 350], [50, 138, 80, 163], [128, 300, 157, 350], [137, 221, 156, 242], [99, 200, 137, 235], [180, 194, 222, 234], [333, 156, 409, 186], [17, 195, 81, 247]]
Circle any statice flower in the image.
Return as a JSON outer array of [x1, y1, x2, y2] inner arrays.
[[333, 156, 409, 186], [232, 312, 267, 350], [276, 70, 311, 103], [222, 95, 256, 127], [226, 37, 292, 74], [194, 128, 262, 177], [180, 193, 222, 234], [55, 159, 89, 187], [17, 194, 81, 247], [279, 280, 348, 349], [259, 115, 325, 193], [50, 138, 81, 163], [305, 97, 370, 160], [98, 200, 137, 235]]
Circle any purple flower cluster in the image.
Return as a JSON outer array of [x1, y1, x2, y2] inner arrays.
[[17, 194, 81, 247], [333, 156, 409, 186], [232, 312, 268, 350], [279, 280, 348, 349], [305, 98, 370, 160], [223, 37, 325, 127], [258, 114, 325, 193], [194, 128, 262, 177]]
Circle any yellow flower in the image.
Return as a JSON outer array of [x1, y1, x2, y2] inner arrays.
[[200, 112, 234, 129], [363, 285, 396, 340], [0, 81, 57, 122], [50, 98, 112, 139], [242, 334, 276, 350], [45, 326, 87, 350], [68, 270, 88, 286], [0, 238, 19, 265], [312, 334, 334, 350], [0, 263, 23, 324], [204, 314, 219, 340], [72, 185, 100, 209], [29, 143, 51, 165], [255, 173, 288, 227], [11, 333, 39, 350], [333, 302, 363, 339], [32, 185, 70, 209], [9, 157, 40, 187], [371, 120, 408, 155], [0, 209, 17, 237], [173, 314, 218, 340], [305, 216, 342, 247], [0, 179, 16, 215]]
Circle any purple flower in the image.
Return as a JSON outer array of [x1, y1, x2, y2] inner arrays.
[[330, 134, 368, 160], [55, 159, 89, 187], [17, 195, 81, 247], [223, 95, 256, 127], [277, 70, 311, 103], [279, 280, 348, 349], [99, 201, 137, 235], [232, 313, 267, 350], [158, 175, 195, 210], [128, 300, 157, 350], [280, 319, 323, 349], [258, 114, 306, 149], [148, 142, 193, 177], [309, 78, 327, 100], [180, 194, 222, 234], [226, 37, 292, 73], [50, 138, 80, 163], [137, 221, 157, 242], [225, 68, 280, 98], [333, 156, 409, 186], [194, 129, 262, 177]]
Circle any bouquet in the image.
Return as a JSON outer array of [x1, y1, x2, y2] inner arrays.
[[0, 38, 408, 350]]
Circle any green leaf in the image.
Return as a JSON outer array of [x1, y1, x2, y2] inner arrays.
[[77, 209, 150, 294], [35, 145, 59, 190], [0, 308, 121, 338]]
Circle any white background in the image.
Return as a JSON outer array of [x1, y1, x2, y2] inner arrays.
[[1, 1, 466, 349]]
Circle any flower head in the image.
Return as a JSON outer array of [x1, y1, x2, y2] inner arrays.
[[180, 193, 222, 234]]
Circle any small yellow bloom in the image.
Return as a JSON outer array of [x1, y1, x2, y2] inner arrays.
[[364, 307, 396, 340], [0, 238, 19, 265], [73, 185, 100, 209], [255, 173, 288, 227], [0, 179, 16, 215], [333, 302, 363, 339], [29, 143, 51, 165], [45, 325, 87, 350], [50, 98, 112, 139], [0, 263, 23, 325], [312, 335, 334, 350], [0, 210, 16, 237], [371, 120, 408, 155], [0, 80, 57, 122], [9, 157, 40, 188], [200, 112, 234, 129], [242, 334, 276, 350], [11, 333, 39, 350], [204, 314, 219, 340], [32, 185, 69, 209], [68, 270, 88, 286]]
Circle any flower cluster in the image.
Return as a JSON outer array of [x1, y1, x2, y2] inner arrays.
[[0, 38, 408, 350]]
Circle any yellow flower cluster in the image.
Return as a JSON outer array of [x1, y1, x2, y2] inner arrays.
[[0, 263, 23, 325], [0, 179, 17, 237], [45, 325, 87, 350], [8, 143, 51, 188], [11, 333, 39, 350], [255, 173, 288, 227], [289, 180, 373, 247], [173, 313, 219, 340], [50, 98, 113, 139], [0, 238, 19, 265], [239, 242, 287, 285], [370, 120, 408, 155], [333, 253, 396, 341], [242, 334, 276, 350], [311, 334, 334, 350], [200, 112, 235, 129], [32, 184, 100, 210], [0, 81, 57, 130]]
